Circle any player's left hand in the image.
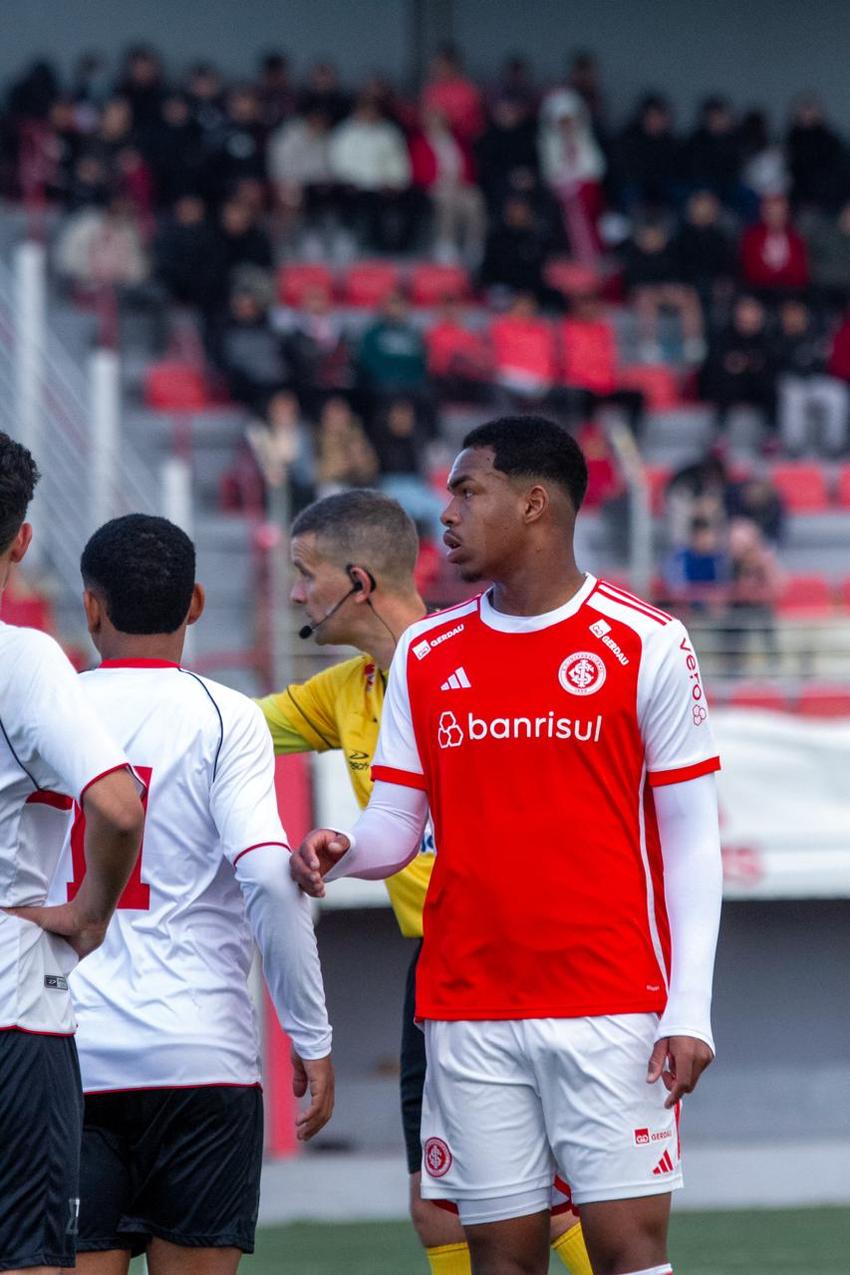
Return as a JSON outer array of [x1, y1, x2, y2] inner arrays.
[[291, 1050, 335, 1141], [2, 901, 107, 959], [646, 1035, 714, 1109]]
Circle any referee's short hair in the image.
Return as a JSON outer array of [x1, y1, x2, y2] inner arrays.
[[292, 490, 419, 589], [0, 432, 40, 553], [81, 514, 196, 635]]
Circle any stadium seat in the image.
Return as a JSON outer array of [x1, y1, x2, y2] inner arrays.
[[839, 576, 850, 611], [277, 263, 334, 308], [617, 365, 681, 410], [727, 683, 791, 713], [797, 684, 850, 718], [409, 263, 470, 307], [543, 258, 601, 299], [144, 362, 211, 412], [769, 462, 830, 513], [0, 592, 52, 631], [836, 462, 850, 509], [776, 573, 834, 616], [343, 261, 401, 307]]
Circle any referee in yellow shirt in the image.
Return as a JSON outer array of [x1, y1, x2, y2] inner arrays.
[[258, 489, 590, 1275]]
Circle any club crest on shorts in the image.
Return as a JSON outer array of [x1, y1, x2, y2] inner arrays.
[[424, 1136, 453, 1177], [558, 651, 606, 696]]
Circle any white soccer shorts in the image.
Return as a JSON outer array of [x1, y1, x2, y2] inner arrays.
[[420, 1014, 682, 1223]]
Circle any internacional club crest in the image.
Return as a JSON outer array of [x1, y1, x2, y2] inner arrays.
[[423, 1136, 453, 1178], [558, 651, 607, 696], [438, 711, 464, 748]]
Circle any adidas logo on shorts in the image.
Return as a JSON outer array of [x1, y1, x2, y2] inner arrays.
[[652, 1149, 676, 1175]]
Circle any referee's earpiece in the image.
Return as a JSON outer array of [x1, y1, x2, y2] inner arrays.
[[346, 564, 377, 594]]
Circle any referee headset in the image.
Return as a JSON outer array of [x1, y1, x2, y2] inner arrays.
[[298, 563, 378, 640]]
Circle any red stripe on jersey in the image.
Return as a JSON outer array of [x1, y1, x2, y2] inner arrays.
[[648, 756, 721, 787], [79, 763, 134, 802], [25, 790, 73, 810], [596, 583, 671, 625], [83, 1080, 263, 1095], [0, 1024, 75, 1037], [371, 764, 428, 791], [232, 840, 290, 867], [98, 659, 181, 669]]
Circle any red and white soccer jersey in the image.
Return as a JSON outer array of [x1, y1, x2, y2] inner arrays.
[[49, 659, 295, 1092], [372, 575, 720, 1023], [0, 624, 131, 1035]]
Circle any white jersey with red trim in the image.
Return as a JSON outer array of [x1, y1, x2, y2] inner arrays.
[[0, 624, 130, 1035], [49, 660, 293, 1091], [372, 575, 721, 1022]]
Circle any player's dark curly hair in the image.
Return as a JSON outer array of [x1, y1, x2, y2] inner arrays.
[[462, 416, 588, 513], [0, 432, 40, 553], [81, 514, 196, 635]]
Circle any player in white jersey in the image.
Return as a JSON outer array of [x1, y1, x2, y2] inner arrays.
[[42, 513, 333, 1275], [0, 433, 145, 1275]]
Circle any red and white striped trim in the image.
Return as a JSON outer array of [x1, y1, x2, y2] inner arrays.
[[648, 756, 721, 788], [595, 581, 672, 625], [371, 764, 428, 791], [0, 1024, 75, 1037], [232, 840, 290, 867]]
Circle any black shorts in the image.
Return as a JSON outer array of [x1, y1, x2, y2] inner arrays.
[[0, 1029, 83, 1271], [78, 1084, 264, 1255], [400, 941, 427, 1175]]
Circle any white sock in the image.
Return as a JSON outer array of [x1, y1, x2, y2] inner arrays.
[[622, 1266, 673, 1275]]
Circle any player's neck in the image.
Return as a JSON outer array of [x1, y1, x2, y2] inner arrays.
[[358, 594, 426, 670], [489, 558, 586, 618], [95, 632, 186, 665]]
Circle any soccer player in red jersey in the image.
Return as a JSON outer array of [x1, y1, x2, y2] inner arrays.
[[292, 416, 723, 1275]]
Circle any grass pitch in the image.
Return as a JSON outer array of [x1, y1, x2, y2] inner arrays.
[[231, 1207, 850, 1273]]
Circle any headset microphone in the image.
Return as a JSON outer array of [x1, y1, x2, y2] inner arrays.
[[297, 565, 374, 640]]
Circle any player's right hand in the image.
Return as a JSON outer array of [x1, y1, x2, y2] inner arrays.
[[290, 829, 351, 897], [291, 1050, 335, 1141], [2, 900, 109, 960]]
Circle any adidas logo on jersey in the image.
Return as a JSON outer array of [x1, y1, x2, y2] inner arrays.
[[441, 667, 471, 691], [588, 619, 630, 666], [652, 1149, 676, 1175]]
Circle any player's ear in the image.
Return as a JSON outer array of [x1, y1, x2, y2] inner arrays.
[[8, 522, 32, 565], [82, 587, 103, 636], [187, 583, 205, 626], [524, 483, 548, 524]]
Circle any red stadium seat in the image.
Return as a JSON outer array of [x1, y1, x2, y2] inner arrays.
[[839, 577, 850, 611], [797, 684, 850, 718], [776, 573, 834, 616], [645, 465, 672, 516], [543, 257, 601, 298], [144, 362, 210, 412], [617, 365, 681, 410], [836, 463, 850, 509], [727, 683, 791, 713], [0, 592, 52, 631], [277, 263, 334, 308], [769, 462, 830, 513], [343, 261, 401, 307], [410, 263, 470, 307]]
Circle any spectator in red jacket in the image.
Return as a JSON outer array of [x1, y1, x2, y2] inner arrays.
[[421, 44, 485, 144], [558, 290, 646, 437], [489, 292, 557, 402], [739, 194, 809, 294], [426, 298, 493, 402], [409, 108, 486, 266]]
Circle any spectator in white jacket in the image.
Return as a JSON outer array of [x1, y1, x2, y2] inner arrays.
[[539, 87, 605, 265], [267, 106, 338, 248], [329, 95, 416, 251]]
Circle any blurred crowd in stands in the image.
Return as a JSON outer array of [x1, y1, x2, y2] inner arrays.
[[8, 41, 850, 653]]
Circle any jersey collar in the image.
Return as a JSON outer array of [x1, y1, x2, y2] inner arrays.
[[479, 574, 597, 633], [98, 658, 182, 669]]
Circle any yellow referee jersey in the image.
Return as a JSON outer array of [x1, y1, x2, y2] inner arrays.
[[257, 654, 434, 938]]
